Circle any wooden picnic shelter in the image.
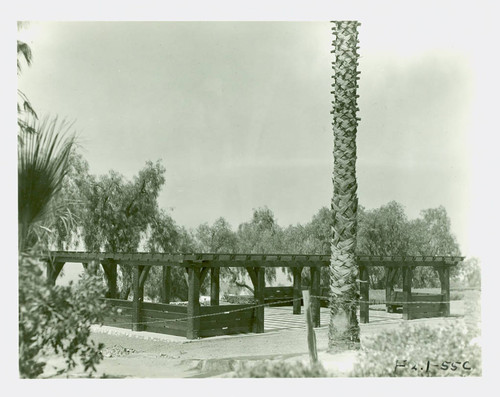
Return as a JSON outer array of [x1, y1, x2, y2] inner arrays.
[[45, 251, 463, 339]]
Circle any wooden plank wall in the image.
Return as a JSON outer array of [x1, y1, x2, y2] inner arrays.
[[101, 299, 254, 338], [142, 301, 188, 337], [198, 304, 255, 337], [102, 298, 133, 330], [264, 287, 295, 306], [391, 292, 446, 320]]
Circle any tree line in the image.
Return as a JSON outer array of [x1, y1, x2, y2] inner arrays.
[[53, 152, 462, 301]]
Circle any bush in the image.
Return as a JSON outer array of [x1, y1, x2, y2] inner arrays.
[[352, 322, 481, 377], [223, 294, 255, 305], [19, 254, 109, 378], [454, 258, 481, 289], [233, 360, 330, 378]]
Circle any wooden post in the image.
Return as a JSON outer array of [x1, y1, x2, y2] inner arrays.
[[438, 267, 450, 316], [292, 267, 302, 314], [253, 267, 265, 333], [385, 267, 396, 312], [187, 266, 201, 339], [160, 266, 171, 304], [302, 290, 318, 364], [46, 261, 65, 286], [210, 268, 220, 306], [359, 264, 369, 323], [402, 266, 413, 320], [101, 260, 118, 298], [132, 265, 145, 332], [310, 266, 321, 328]]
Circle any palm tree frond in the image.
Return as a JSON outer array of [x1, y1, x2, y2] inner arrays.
[[18, 116, 77, 251], [17, 40, 33, 73]]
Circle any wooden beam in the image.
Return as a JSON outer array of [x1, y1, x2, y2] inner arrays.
[[187, 266, 201, 339], [139, 266, 151, 289], [161, 266, 171, 304], [210, 268, 220, 306], [292, 267, 302, 314], [310, 267, 321, 328], [47, 251, 464, 269], [402, 266, 413, 320], [359, 265, 369, 323], [246, 267, 257, 287], [200, 267, 209, 284], [46, 261, 65, 286]]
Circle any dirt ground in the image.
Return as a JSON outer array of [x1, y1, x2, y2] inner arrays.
[[40, 298, 477, 378]]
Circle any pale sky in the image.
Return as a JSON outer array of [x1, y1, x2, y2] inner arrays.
[[13, 4, 496, 261]]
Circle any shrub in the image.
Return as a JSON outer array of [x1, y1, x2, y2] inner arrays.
[[352, 322, 481, 377], [233, 360, 330, 378], [19, 254, 109, 378], [454, 258, 481, 289]]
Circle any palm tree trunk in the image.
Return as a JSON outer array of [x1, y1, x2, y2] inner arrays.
[[328, 20, 362, 348]]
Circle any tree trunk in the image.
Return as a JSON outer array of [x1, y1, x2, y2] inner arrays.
[[328, 20, 362, 349]]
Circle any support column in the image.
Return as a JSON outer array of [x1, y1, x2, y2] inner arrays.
[[385, 267, 397, 312], [438, 267, 450, 316], [402, 266, 413, 320], [310, 266, 321, 328], [132, 265, 144, 332], [210, 268, 220, 306], [253, 267, 265, 333], [359, 264, 370, 323], [187, 266, 201, 339], [292, 267, 302, 314], [160, 266, 171, 304], [46, 261, 65, 286]]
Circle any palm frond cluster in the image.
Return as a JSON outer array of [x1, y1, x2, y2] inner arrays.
[[18, 117, 76, 251]]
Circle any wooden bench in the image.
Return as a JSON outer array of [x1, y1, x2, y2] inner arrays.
[[264, 286, 331, 307], [387, 291, 446, 319]]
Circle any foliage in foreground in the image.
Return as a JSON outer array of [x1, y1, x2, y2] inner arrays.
[[352, 322, 481, 377], [233, 360, 330, 378], [19, 254, 108, 378]]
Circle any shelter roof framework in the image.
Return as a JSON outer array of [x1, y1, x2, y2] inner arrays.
[[47, 251, 463, 267], [44, 251, 464, 339]]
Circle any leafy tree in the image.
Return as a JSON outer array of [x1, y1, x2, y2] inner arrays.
[[80, 160, 166, 298], [328, 20, 362, 348], [408, 206, 461, 287], [408, 206, 461, 256], [235, 207, 282, 288], [282, 207, 332, 256], [195, 217, 238, 253], [356, 202, 411, 288], [194, 217, 252, 293], [19, 254, 107, 378], [144, 209, 197, 301], [304, 207, 333, 254], [51, 151, 92, 250], [454, 257, 481, 289], [357, 202, 411, 257], [236, 207, 284, 254]]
